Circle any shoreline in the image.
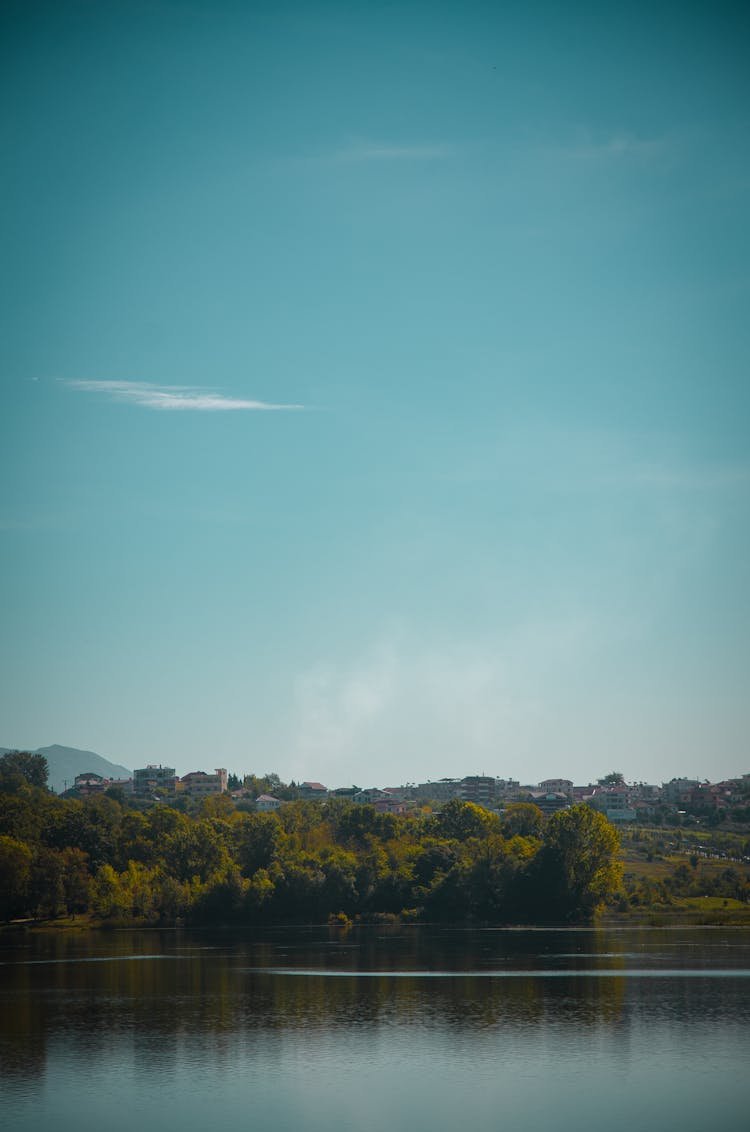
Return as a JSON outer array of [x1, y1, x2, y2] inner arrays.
[[4, 907, 750, 935]]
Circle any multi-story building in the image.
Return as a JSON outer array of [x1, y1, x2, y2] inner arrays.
[[329, 786, 360, 799], [75, 772, 135, 795], [538, 778, 573, 795], [73, 772, 106, 795], [495, 779, 521, 797], [353, 787, 390, 806], [524, 790, 570, 815], [414, 779, 463, 802], [589, 789, 636, 822], [461, 776, 497, 806], [628, 782, 661, 801], [180, 768, 228, 797], [661, 778, 700, 805], [133, 765, 176, 796]]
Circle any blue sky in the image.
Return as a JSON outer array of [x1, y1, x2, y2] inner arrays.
[[2, 0, 748, 787]]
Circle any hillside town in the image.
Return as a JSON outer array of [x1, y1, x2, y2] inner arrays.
[[3, 747, 748, 934], [66, 764, 750, 826]]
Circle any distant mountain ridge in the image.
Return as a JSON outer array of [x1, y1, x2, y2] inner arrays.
[[0, 744, 132, 795]]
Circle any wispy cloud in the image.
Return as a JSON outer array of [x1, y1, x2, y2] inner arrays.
[[332, 140, 451, 163], [553, 130, 665, 161], [64, 380, 303, 412]]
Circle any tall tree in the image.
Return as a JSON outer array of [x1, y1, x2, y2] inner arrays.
[[501, 802, 544, 839], [0, 751, 49, 790], [527, 804, 622, 921], [0, 834, 33, 917]]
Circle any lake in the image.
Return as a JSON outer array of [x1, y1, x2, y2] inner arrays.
[[1, 924, 748, 1131]]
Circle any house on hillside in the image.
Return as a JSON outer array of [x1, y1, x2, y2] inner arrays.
[[590, 790, 636, 822], [353, 788, 389, 806], [134, 764, 176, 796], [180, 768, 228, 796], [538, 778, 573, 795], [524, 790, 570, 815], [73, 772, 106, 795], [255, 794, 282, 812], [298, 781, 327, 799], [373, 796, 408, 815]]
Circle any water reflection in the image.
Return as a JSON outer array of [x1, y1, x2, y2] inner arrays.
[[1, 926, 749, 1131]]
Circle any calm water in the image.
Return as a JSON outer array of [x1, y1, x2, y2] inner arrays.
[[1, 925, 748, 1131]]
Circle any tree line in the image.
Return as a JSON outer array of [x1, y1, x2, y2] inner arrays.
[[0, 751, 622, 926]]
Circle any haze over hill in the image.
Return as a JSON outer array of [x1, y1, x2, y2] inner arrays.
[[0, 744, 132, 796]]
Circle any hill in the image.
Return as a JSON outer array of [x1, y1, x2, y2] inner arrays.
[[0, 744, 132, 795]]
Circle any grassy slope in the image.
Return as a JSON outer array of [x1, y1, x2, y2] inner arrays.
[[610, 833, 750, 924]]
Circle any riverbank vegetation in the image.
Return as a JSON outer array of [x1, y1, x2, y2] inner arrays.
[[0, 755, 622, 927], [2, 753, 748, 929]]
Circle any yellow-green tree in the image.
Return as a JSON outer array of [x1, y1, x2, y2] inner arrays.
[[528, 804, 622, 921], [0, 834, 33, 918]]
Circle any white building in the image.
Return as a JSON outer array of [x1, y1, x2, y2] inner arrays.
[[256, 794, 282, 812]]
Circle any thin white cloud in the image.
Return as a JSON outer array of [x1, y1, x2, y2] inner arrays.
[[64, 380, 303, 412], [553, 130, 665, 161], [332, 140, 451, 163]]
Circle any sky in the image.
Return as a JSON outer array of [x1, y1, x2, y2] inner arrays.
[[2, 0, 749, 789]]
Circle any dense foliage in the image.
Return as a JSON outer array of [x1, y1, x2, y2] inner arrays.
[[0, 754, 624, 927]]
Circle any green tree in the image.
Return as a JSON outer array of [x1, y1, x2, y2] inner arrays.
[[526, 804, 622, 921], [501, 802, 544, 839], [233, 812, 280, 876], [116, 810, 152, 869], [191, 865, 248, 924], [438, 800, 499, 841], [244, 867, 276, 918], [412, 841, 459, 889], [199, 793, 235, 819], [152, 870, 189, 922], [334, 803, 382, 846], [318, 846, 359, 914], [91, 864, 129, 920], [0, 790, 45, 841], [147, 806, 187, 841], [162, 819, 230, 884], [28, 847, 66, 917], [0, 750, 49, 791], [60, 847, 90, 914], [0, 834, 33, 918], [272, 856, 326, 920], [43, 796, 120, 870]]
